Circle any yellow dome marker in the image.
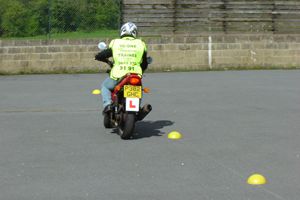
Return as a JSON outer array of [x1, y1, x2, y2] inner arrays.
[[92, 89, 101, 95], [168, 131, 182, 140], [247, 174, 267, 185]]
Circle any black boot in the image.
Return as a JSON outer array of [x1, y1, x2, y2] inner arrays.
[[102, 104, 111, 115]]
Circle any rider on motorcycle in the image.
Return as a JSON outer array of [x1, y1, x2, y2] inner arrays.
[[95, 22, 149, 114]]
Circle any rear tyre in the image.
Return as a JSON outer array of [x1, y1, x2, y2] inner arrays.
[[103, 113, 113, 128], [118, 112, 136, 140]]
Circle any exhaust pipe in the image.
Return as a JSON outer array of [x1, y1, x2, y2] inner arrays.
[[137, 104, 152, 121]]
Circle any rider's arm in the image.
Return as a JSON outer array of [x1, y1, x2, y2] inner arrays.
[[95, 48, 112, 62], [141, 51, 148, 72]]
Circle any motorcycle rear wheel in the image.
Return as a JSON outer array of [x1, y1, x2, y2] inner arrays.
[[118, 112, 135, 140], [103, 113, 113, 128]]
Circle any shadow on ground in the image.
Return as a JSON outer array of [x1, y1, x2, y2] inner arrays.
[[133, 120, 174, 139], [110, 120, 174, 139]]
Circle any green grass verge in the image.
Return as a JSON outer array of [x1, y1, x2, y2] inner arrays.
[[1, 30, 119, 40]]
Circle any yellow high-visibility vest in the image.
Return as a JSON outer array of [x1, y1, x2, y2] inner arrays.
[[109, 37, 147, 80]]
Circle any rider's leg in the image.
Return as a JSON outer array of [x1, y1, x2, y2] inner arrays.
[[101, 77, 118, 109]]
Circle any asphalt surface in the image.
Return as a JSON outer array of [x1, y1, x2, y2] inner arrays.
[[0, 71, 300, 200]]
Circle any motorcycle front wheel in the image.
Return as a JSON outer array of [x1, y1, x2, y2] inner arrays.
[[118, 112, 135, 140]]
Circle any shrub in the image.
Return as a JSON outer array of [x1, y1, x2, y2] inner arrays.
[[0, 0, 120, 37]]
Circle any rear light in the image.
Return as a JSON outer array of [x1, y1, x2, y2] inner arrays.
[[129, 77, 141, 85]]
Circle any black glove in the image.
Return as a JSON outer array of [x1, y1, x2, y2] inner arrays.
[[95, 53, 101, 61]]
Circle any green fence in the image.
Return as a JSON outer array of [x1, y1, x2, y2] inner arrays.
[[0, 0, 121, 39]]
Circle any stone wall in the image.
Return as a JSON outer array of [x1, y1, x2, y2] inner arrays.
[[0, 39, 106, 74], [148, 34, 300, 71], [0, 34, 299, 74]]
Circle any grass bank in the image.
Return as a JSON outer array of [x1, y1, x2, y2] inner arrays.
[[1, 30, 119, 40]]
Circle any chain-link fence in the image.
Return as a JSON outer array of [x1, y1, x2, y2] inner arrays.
[[0, 0, 121, 38]]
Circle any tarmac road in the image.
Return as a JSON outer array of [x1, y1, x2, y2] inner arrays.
[[0, 71, 300, 200]]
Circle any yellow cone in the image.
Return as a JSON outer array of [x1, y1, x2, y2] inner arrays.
[[247, 174, 267, 185], [168, 131, 182, 140], [92, 89, 101, 95]]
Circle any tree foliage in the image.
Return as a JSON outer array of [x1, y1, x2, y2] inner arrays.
[[0, 0, 120, 37]]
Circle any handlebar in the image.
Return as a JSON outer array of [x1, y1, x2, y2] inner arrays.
[[104, 59, 113, 68]]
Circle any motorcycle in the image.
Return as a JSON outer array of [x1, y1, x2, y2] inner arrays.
[[97, 42, 152, 139]]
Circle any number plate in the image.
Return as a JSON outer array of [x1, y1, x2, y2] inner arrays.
[[124, 85, 142, 98]]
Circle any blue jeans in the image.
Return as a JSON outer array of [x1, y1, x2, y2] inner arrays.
[[101, 77, 118, 107]]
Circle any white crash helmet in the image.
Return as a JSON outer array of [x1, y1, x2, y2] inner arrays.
[[120, 22, 137, 38]]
